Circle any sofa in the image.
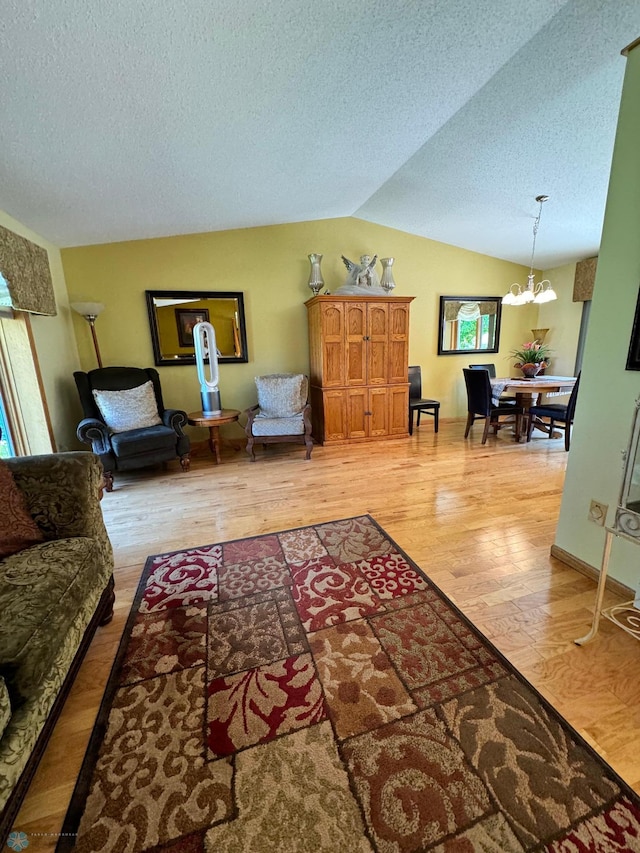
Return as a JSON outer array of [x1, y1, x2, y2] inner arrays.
[[0, 451, 115, 845]]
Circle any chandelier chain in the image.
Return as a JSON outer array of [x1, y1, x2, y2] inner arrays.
[[528, 198, 544, 274]]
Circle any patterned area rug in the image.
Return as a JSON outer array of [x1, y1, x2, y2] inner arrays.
[[58, 515, 640, 852]]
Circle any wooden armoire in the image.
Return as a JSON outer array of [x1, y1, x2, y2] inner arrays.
[[306, 295, 413, 445]]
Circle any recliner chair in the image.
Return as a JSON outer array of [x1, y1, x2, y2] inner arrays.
[[74, 366, 190, 490]]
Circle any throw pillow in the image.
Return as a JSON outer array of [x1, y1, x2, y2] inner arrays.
[[255, 374, 307, 418], [92, 381, 162, 433], [0, 460, 44, 558]]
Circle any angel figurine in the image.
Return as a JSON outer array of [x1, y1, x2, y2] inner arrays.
[[340, 254, 381, 290]]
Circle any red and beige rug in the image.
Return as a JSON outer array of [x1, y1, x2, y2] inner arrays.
[[58, 516, 640, 852]]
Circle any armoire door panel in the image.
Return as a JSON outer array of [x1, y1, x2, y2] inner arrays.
[[345, 303, 367, 386], [320, 303, 345, 386], [322, 390, 347, 441], [369, 388, 389, 436], [368, 340, 388, 384], [345, 303, 366, 337], [346, 341, 366, 384], [388, 339, 408, 384], [321, 303, 344, 338], [368, 304, 388, 337], [323, 341, 346, 387], [346, 389, 367, 438], [388, 385, 410, 435], [389, 303, 409, 336]]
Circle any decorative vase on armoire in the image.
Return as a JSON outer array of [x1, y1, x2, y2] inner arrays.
[[380, 258, 397, 293], [307, 254, 324, 296]]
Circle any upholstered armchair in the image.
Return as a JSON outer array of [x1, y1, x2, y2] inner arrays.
[[74, 366, 190, 490], [244, 374, 313, 461]]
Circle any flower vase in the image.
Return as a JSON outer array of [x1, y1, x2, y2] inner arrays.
[[521, 363, 542, 378], [380, 258, 396, 293], [307, 253, 324, 296]]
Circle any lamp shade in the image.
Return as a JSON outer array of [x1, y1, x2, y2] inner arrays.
[[71, 302, 105, 318]]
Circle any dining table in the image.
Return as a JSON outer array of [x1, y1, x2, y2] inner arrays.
[[490, 375, 577, 440]]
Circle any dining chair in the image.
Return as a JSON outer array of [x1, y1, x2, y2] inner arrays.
[[468, 363, 497, 378], [526, 372, 581, 450], [469, 364, 517, 404], [408, 366, 440, 434], [462, 368, 525, 444]]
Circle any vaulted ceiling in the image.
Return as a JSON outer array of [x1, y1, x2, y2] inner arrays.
[[1, 0, 639, 267]]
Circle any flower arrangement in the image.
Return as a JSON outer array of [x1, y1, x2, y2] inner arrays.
[[511, 341, 552, 369]]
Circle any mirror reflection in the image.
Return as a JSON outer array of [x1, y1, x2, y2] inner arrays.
[[437, 296, 502, 355], [146, 290, 248, 365]]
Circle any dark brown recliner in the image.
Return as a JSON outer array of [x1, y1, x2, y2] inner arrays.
[[74, 366, 190, 490]]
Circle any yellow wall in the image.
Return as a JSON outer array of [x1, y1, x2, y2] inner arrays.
[[538, 262, 582, 376], [61, 216, 580, 441], [0, 208, 82, 451]]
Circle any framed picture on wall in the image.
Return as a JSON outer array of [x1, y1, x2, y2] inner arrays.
[[175, 308, 210, 348], [626, 285, 640, 370]]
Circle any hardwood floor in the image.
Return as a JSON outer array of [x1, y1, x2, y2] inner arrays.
[[13, 419, 640, 848]]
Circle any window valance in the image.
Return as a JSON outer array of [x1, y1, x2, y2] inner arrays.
[[0, 225, 57, 316], [443, 300, 498, 322]]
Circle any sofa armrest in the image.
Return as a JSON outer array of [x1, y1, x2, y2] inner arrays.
[[162, 408, 188, 436], [6, 453, 113, 559], [77, 417, 111, 455], [244, 405, 260, 436], [302, 403, 312, 435]]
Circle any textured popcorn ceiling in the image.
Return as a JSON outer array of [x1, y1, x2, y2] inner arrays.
[[0, 0, 639, 265]]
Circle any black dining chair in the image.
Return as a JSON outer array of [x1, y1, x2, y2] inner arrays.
[[468, 364, 517, 404], [462, 368, 525, 444], [526, 373, 581, 450], [408, 366, 440, 434], [468, 363, 497, 378]]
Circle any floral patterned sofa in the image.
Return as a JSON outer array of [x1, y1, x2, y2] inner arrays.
[[0, 451, 115, 845]]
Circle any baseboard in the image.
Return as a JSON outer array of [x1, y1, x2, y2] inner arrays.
[[550, 544, 634, 598]]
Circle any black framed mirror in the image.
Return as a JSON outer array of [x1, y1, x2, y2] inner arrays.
[[437, 296, 502, 355], [146, 290, 249, 366]]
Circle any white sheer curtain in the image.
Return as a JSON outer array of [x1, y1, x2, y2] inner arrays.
[[457, 302, 481, 321]]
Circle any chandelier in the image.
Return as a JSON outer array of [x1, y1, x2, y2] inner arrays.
[[502, 195, 557, 306]]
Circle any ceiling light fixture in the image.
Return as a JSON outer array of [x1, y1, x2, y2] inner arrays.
[[502, 195, 557, 306]]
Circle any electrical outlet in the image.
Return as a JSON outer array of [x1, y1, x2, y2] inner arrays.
[[588, 499, 608, 526]]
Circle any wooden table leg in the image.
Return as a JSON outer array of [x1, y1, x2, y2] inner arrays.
[[208, 426, 221, 463]]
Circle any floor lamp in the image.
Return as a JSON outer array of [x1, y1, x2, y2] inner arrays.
[[71, 302, 105, 368]]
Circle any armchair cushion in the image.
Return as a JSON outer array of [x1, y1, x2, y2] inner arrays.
[[0, 462, 44, 559], [255, 374, 308, 418], [251, 415, 306, 436], [111, 424, 179, 457], [92, 381, 162, 433]]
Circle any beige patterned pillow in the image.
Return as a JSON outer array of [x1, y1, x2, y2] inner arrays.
[[255, 374, 308, 418], [92, 381, 162, 433], [0, 460, 44, 558]]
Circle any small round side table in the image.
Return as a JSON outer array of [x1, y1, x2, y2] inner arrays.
[[187, 409, 241, 464]]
